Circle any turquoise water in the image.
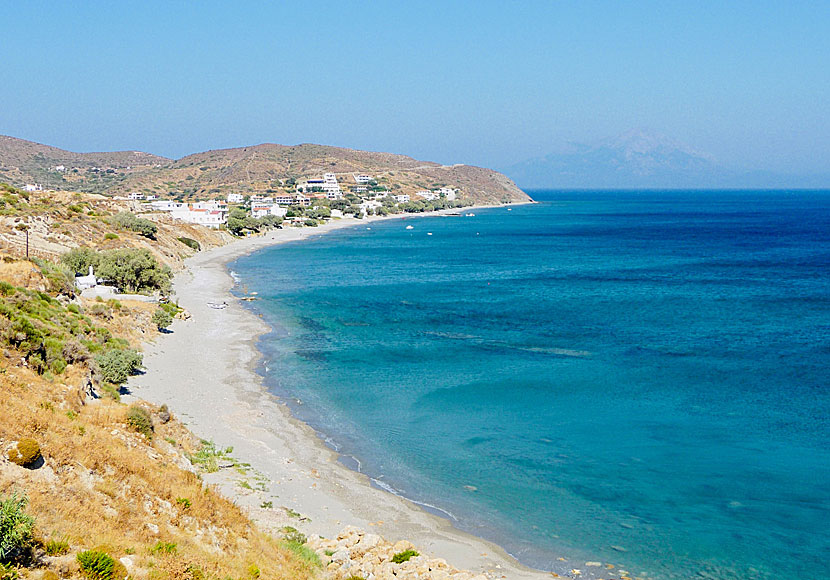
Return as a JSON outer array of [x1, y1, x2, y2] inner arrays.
[[232, 191, 830, 579]]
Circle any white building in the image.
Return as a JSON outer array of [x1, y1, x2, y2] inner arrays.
[[191, 200, 228, 212], [53, 165, 66, 172], [227, 193, 244, 203], [169, 207, 226, 228], [148, 200, 186, 212], [359, 200, 383, 215], [437, 187, 458, 200], [251, 203, 288, 218], [295, 194, 311, 207], [416, 190, 439, 201], [393, 194, 410, 204], [322, 173, 342, 198], [352, 185, 368, 194], [24, 184, 42, 192], [128, 192, 144, 200], [353, 174, 372, 184], [273, 194, 295, 205]]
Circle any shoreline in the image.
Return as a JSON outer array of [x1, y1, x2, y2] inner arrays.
[[127, 205, 560, 579]]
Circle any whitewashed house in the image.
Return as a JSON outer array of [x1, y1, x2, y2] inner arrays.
[[128, 192, 144, 200], [437, 188, 458, 200], [353, 174, 371, 184], [251, 203, 288, 218], [417, 190, 439, 201], [227, 193, 244, 203], [393, 194, 410, 203], [24, 184, 42, 192]]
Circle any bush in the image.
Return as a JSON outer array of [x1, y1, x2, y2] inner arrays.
[[176, 237, 200, 251], [77, 550, 115, 580], [112, 212, 157, 239], [151, 308, 172, 331], [0, 493, 35, 563], [95, 349, 142, 385], [104, 233, 119, 240], [391, 549, 419, 564], [281, 541, 322, 568], [31, 259, 75, 296], [125, 405, 153, 439], [0, 562, 19, 579], [7, 439, 41, 467], [149, 541, 176, 555], [45, 538, 70, 556], [280, 527, 306, 545]]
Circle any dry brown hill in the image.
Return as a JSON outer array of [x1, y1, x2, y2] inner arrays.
[[0, 136, 531, 205]]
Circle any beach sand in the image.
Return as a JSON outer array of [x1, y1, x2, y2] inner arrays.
[[127, 212, 551, 579]]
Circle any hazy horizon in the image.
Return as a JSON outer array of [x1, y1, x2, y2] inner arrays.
[[2, 2, 828, 185]]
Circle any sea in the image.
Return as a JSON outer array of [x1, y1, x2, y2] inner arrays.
[[230, 190, 830, 580]]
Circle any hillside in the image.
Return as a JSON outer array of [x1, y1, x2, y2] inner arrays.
[[0, 184, 230, 271], [0, 136, 530, 205]]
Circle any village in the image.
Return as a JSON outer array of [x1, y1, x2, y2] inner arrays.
[[97, 172, 467, 230]]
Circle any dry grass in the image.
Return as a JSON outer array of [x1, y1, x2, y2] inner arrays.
[[0, 363, 318, 579]]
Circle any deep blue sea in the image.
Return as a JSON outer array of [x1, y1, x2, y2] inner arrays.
[[231, 191, 830, 580]]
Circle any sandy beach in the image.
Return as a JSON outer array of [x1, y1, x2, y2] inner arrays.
[[126, 211, 552, 580]]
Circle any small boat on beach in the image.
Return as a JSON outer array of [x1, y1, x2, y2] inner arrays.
[[465, 212, 475, 216]]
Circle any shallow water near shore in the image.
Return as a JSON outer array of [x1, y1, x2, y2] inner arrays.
[[231, 191, 830, 580]]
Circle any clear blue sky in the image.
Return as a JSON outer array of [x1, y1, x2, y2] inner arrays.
[[1, 1, 828, 174]]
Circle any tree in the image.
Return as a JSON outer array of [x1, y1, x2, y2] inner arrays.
[[61, 246, 99, 276], [95, 249, 172, 295], [151, 308, 173, 331]]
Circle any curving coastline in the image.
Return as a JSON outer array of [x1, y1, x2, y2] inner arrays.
[[126, 209, 562, 580]]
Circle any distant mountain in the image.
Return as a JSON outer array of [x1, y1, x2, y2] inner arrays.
[[506, 130, 829, 189], [0, 136, 530, 205]]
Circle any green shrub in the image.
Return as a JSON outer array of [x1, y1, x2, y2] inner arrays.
[[112, 212, 157, 239], [94, 349, 142, 385], [149, 541, 176, 555], [0, 562, 19, 579], [175, 497, 191, 509], [280, 541, 322, 568], [31, 259, 75, 296], [151, 308, 172, 331], [7, 439, 41, 467], [176, 237, 200, 251], [103, 233, 119, 240], [125, 405, 153, 439], [391, 549, 419, 564], [0, 492, 35, 563], [280, 527, 306, 545], [45, 538, 70, 555], [76, 550, 115, 580]]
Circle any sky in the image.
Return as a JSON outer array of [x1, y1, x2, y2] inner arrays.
[[1, 1, 828, 176]]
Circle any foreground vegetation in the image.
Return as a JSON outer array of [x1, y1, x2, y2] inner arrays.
[[0, 257, 318, 579]]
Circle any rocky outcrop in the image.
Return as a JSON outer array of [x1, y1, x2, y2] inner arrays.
[[309, 526, 490, 580]]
